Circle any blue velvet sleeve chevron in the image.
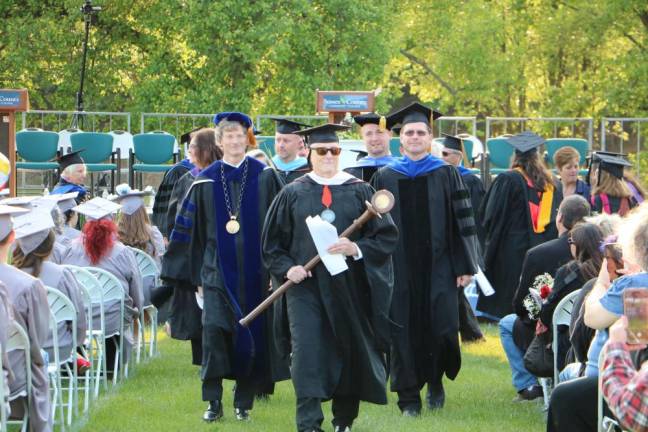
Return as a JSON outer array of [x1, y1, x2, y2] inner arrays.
[[169, 197, 196, 244]]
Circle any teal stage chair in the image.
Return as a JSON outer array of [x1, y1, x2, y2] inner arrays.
[[70, 132, 119, 193], [15, 130, 60, 189], [129, 132, 177, 188], [544, 138, 590, 176], [256, 136, 276, 158], [486, 138, 514, 175]]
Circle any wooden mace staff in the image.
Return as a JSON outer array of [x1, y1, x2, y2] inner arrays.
[[239, 189, 395, 327]]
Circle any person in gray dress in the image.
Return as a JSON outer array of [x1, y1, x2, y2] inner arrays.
[[0, 281, 14, 420], [11, 209, 87, 362], [0, 204, 52, 432], [60, 197, 143, 374]]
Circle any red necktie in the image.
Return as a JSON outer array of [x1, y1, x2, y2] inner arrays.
[[322, 185, 332, 208]]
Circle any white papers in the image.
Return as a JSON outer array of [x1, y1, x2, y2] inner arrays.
[[474, 267, 495, 296], [195, 292, 204, 310], [306, 215, 348, 276]]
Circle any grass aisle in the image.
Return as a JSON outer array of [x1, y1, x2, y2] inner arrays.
[[78, 324, 546, 432]]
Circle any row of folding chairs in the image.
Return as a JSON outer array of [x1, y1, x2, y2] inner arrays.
[[0, 247, 160, 431]]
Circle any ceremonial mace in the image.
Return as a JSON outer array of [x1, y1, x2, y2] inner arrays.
[[239, 189, 395, 327]]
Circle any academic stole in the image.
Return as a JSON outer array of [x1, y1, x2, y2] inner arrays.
[[514, 168, 554, 234]]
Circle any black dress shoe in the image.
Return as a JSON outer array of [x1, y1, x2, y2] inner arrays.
[[426, 382, 445, 409], [202, 401, 223, 422], [334, 426, 351, 432], [513, 385, 543, 402], [235, 407, 250, 421]]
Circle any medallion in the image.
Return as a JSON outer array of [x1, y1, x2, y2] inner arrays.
[[225, 216, 241, 234], [320, 208, 336, 223]]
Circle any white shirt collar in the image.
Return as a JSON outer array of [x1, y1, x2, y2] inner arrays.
[[307, 171, 355, 185], [222, 157, 246, 168]]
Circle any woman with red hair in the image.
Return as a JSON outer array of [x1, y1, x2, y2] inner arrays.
[[60, 197, 143, 373]]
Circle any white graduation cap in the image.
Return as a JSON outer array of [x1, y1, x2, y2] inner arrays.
[[13, 208, 55, 255], [29, 196, 59, 214], [0, 204, 30, 241], [73, 197, 121, 221], [45, 192, 79, 213], [112, 183, 151, 216], [0, 189, 8, 197], [0, 195, 37, 208]]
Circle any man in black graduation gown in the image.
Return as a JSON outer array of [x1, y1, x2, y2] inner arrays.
[[263, 123, 398, 432], [344, 113, 395, 182], [440, 133, 486, 342], [161, 112, 287, 422], [371, 103, 482, 415], [151, 127, 199, 237], [51, 150, 88, 203], [269, 117, 311, 184]]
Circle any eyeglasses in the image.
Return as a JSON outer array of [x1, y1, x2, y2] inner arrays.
[[311, 147, 342, 156], [403, 130, 429, 137]]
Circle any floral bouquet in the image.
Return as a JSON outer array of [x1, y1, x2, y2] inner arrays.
[[522, 273, 554, 320]]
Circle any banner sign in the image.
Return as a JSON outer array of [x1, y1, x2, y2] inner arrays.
[[316, 90, 375, 113]]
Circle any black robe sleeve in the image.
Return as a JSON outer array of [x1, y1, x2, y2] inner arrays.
[[262, 188, 299, 280], [164, 171, 195, 238], [152, 165, 190, 236], [479, 173, 516, 271], [449, 168, 483, 275]]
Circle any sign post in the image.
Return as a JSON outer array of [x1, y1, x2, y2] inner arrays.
[[0, 89, 29, 197], [315, 90, 375, 123]]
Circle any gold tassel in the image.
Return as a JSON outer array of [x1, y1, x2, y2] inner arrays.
[[379, 116, 386, 132]]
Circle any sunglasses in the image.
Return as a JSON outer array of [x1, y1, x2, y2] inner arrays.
[[311, 147, 342, 156]]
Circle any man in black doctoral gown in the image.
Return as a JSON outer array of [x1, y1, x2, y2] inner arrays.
[[371, 102, 482, 416], [161, 112, 287, 422], [440, 133, 486, 342], [344, 113, 395, 182], [151, 127, 199, 237], [263, 124, 398, 432], [269, 117, 311, 185]]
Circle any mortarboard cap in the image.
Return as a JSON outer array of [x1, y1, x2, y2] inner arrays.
[[440, 133, 465, 153], [353, 113, 392, 132], [386, 102, 442, 127], [506, 131, 545, 154], [0, 204, 29, 242], [48, 192, 79, 213], [56, 150, 85, 172], [294, 124, 351, 145], [13, 208, 55, 255], [180, 127, 208, 145], [112, 183, 151, 215], [269, 117, 311, 134], [73, 197, 121, 221], [590, 152, 632, 179], [213, 112, 253, 130], [391, 124, 402, 135], [0, 196, 36, 208], [350, 149, 369, 160]]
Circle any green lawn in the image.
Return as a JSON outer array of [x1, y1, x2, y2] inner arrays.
[[74, 324, 546, 432]]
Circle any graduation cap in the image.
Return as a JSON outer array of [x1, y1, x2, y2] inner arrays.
[[350, 149, 369, 160], [440, 133, 465, 153], [0, 195, 36, 208], [386, 102, 443, 127], [112, 183, 151, 215], [73, 197, 121, 221], [353, 113, 392, 132], [213, 112, 253, 130], [294, 124, 351, 145], [589, 152, 632, 180], [391, 124, 402, 135], [47, 192, 79, 213], [269, 117, 311, 134], [506, 131, 545, 154], [180, 127, 208, 145], [0, 204, 29, 242], [56, 150, 85, 172], [13, 208, 55, 255]]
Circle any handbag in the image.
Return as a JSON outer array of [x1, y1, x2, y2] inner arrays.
[[523, 330, 553, 378]]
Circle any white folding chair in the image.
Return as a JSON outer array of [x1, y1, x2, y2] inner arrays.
[[63, 265, 106, 399], [127, 246, 160, 361], [552, 289, 582, 383], [598, 348, 625, 432], [86, 267, 127, 384], [5, 322, 31, 432], [46, 287, 78, 427]]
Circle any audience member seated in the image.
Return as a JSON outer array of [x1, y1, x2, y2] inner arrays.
[[60, 197, 143, 374], [499, 194, 590, 401], [11, 209, 87, 364], [0, 281, 13, 418], [554, 146, 590, 201], [0, 204, 52, 432], [601, 316, 648, 432], [584, 203, 648, 378]]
